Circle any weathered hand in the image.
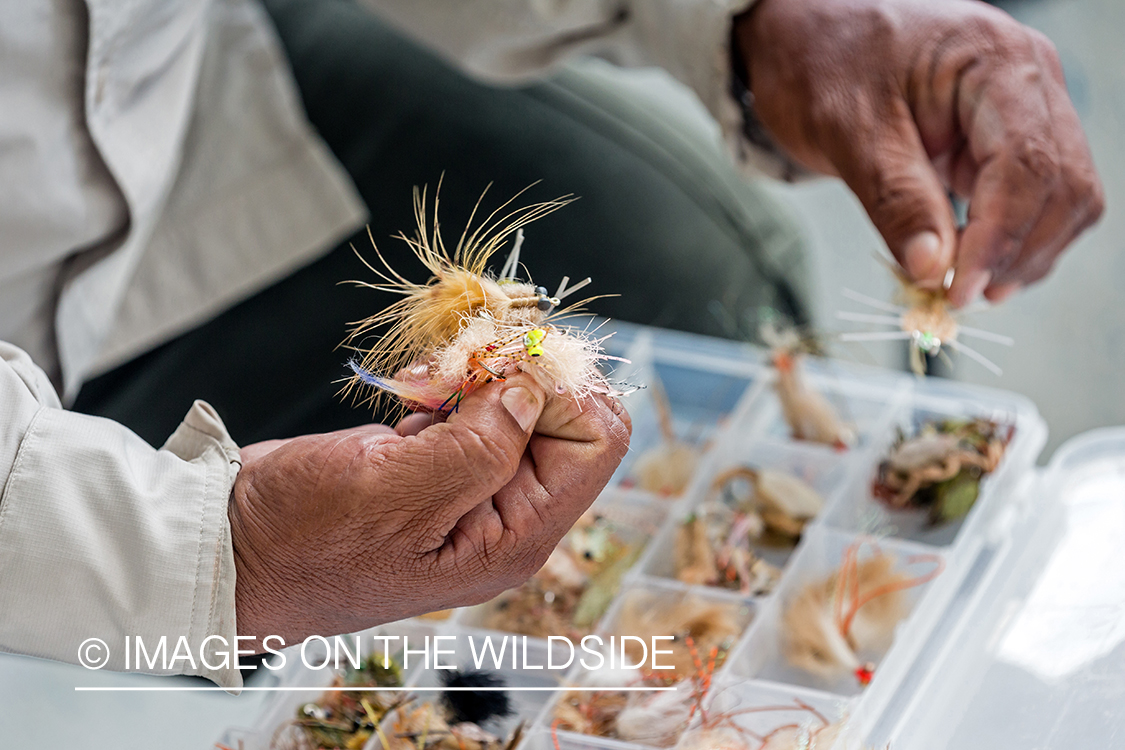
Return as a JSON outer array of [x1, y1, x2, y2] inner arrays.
[[229, 374, 630, 650], [736, 0, 1103, 305]]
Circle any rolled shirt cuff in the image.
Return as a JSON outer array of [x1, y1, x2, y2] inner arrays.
[[0, 399, 244, 690]]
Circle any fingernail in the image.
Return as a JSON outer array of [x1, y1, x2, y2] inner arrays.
[[958, 269, 992, 304], [903, 232, 945, 281], [501, 386, 541, 433]]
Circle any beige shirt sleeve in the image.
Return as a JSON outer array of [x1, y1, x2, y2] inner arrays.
[[360, 0, 795, 177], [0, 342, 244, 690]]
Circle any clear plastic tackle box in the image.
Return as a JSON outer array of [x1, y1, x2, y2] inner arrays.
[[215, 322, 1125, 750]]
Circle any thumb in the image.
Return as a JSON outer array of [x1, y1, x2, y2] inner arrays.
[[832, 113, 958, 287], [387, 374, 547, 525]]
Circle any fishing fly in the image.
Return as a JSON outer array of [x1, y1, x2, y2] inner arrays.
[[341, 181, 627, 415]]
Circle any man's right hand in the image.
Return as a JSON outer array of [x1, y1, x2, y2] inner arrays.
[[227, 373, 630, 651], [737, 0, 1104, 306]]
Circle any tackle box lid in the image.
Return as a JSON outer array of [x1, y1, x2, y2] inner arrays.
[[851, 426, 1125, 749]]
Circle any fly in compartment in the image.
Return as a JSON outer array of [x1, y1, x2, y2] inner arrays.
[[737, 356, 908, 453], [610, 329, 763, 500], [641, 439, 848, 597], [522, 726, 653, 750], [854, 428, 1125, 750], [370, 636, 560, 750], [821, 377, 1044, 548], [677, 676, 852, 750], [457, 491, 666, 646], [228, 622, 434, 750], [727, 527, 945, 697], [544, 580, 756, 748]]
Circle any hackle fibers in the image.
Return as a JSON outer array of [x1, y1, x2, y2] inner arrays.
[[616, 593, 745, 678], [340, 182, 621, 415], [551, 615, 732, 747], [679, 697, 845, 750], [836, 266, 1014, 377], [782, 540, 943, 685]]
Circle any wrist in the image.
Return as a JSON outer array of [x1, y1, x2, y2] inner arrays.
[[229, 479, 292, 653], [730, 0, 805, 180], [731, 0, 775, 95]]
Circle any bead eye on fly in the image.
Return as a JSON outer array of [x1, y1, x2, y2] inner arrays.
[[523, 328, 547, 357]]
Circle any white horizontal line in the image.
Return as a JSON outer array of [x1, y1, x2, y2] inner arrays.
[[74, 686, 676, 692]]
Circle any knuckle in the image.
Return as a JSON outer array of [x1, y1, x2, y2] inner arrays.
[[613, 398, 633, 434], [962, 17, 1042, 80], [838, 5, 897, 61], [504, 496, 548, 541], [1090, 184, 1107, 224], [1011, 136, 1061, 186], [587, 395, 632, 459], [1062, 164, 1105, 229], [1028, 29, 1059, 60], [449, 518, 546, 592], [607, 409, 632, 462], [961, 10, 1019, 56], [859, 4, 896, 40], [357, 436, 392, 474], [1019, 254, 1056, 285], [1084, 176, 1107, 224]]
